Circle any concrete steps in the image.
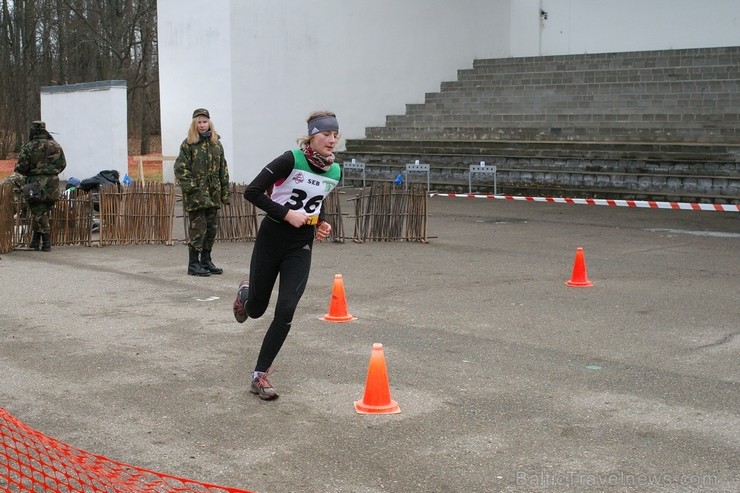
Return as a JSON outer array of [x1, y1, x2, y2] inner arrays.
[[342, 46, 740, 202], [344, 139, 740, 165]]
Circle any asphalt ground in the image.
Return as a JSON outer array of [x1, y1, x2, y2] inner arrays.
[[1, 193, 739, 493]]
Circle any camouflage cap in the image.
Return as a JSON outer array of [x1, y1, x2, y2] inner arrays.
[[31, 121, 46, 131], [192, 108, 210, 119]]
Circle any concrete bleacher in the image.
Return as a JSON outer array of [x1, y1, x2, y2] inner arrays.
[[340, 46, 740, 202]]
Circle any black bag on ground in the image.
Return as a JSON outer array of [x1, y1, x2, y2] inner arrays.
[[79, 170, 121, 193], [79, 170, 121, 212]]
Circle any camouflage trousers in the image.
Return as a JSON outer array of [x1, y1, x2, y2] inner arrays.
[[187, 207, 219, 251], [28, 201, 54, 235]]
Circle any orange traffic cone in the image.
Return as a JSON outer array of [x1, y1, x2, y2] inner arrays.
[[566, 247, 594, 287], [354, 343, 401, 414], [320, 274, 357, 322]]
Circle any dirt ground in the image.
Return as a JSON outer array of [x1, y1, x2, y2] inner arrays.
[[1, 194, 738, 493]]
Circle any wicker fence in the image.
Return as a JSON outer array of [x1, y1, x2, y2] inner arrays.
[[97, 182, 178, 245], [0, 182, 428, 254], [0, 182, 259, 253], [0, 181, 18, 253], [350, 183, 428, 243]]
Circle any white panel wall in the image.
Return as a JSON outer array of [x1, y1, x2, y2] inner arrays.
[[157, 0, 234, 183], [509, 0, 542, 57], [40, 81, 128, 182], [158, 0, 510, 183], [158, 0, 740, 183], [537, 0, 740, 56]]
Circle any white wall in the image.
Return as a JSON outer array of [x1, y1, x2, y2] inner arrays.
[[158, 0, 510, 183], [40, 81, 128, 182], [231, 0, 510, 183], [158, 0, 740, 183], [509, 0, 542, 57], [157, 0, 234, 183], [536, 0, 740, 56]]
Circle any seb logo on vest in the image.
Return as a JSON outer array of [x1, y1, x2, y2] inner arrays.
[[291, 172, 335, 192]]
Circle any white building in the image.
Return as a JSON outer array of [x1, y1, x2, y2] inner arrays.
[[40, 81, 128, 183], [156, 0, 740, 183]]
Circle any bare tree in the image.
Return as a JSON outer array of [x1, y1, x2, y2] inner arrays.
[[0, 0, 159, 159]]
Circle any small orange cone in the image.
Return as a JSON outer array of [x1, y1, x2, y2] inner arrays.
[[566, 247, 594, 287], [320, 274, 357, 322], [354, 343, 401, 414]]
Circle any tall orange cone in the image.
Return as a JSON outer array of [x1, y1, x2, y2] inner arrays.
[[566, 247, 594, 287], [354, 343, 401, 414], [320, 274, 357, 322]]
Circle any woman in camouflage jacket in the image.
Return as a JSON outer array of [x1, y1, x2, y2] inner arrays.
[[174, 108, 231, 276]]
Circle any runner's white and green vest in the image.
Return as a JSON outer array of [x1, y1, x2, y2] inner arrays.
[[269, 149, 341, 220]]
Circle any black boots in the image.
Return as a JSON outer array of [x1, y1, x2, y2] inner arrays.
[[200, 249, 223, 274], [29, 232, 41, 251], [187, 247, 223, 276], [29, 233, 50, 251], [188, 246, 210, 276], [41, 234, 51, 252]]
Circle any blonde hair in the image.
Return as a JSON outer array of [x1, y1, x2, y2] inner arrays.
[[297, 110, 339, 146], [186, 117, 220, 145]]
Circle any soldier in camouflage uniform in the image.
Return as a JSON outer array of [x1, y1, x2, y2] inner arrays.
[[174, 108, 231, 276], [4, 172, 25, 215], [14, 121, 67, 252]]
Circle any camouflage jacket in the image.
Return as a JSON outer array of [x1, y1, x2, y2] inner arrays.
[[174, 135, 230, 212], [14, 137, 67, 203], [5, 172, 25, 198]]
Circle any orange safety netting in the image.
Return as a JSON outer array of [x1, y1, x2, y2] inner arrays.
[[0, 407, 255, 493]]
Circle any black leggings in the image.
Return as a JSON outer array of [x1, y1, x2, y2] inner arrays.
[[247, 217, 314, 372]]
